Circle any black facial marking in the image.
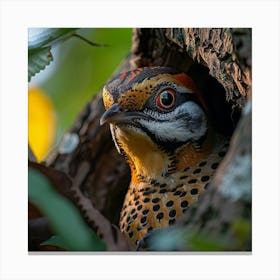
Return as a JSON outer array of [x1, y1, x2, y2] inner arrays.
[[218, 151, 226, 157], [181, 201, 188, 208], [188, 179, 197, 184], [156, 212, 164, 221], [137, 205, 143, 211], [169, 219, 176, 225], [159, 189, 167, 194], [201, 175, 210, 182], [174, 190, 181, 196], [193, 168, 201, 174], [199, 161, 207, 167], [142, 209, 149, 215], [152, 198, 160, 203], [179, 191, 187, 197], [169, 209, 176, 218], [147, 226, 153, 232], [211, 162, 219, 169], [190, 188, 198, 195], [140, 216, 147, 224], [153, 204, 160, 211], [166, 200, 174, 207]]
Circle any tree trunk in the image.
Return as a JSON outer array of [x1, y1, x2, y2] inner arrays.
[[39, 28, 251, 251]]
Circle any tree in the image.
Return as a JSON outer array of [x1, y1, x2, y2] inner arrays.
[[28, 28, 251, 251]]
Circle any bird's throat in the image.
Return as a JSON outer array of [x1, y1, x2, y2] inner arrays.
[[113, 124, 214, 184], [113, 124, 170, 182]]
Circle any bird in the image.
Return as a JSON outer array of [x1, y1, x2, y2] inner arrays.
[[100, 66, 229, 245]]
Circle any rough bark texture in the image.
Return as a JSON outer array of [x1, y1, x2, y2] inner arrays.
[[38, 28, 251, 251]]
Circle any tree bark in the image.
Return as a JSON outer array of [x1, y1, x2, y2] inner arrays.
[[43, 28, 251, 251]]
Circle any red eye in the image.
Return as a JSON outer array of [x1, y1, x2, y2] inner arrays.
[[156, 88, 176, 110]]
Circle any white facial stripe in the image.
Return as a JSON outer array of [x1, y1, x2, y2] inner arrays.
[[139, 101, 207, 142], [143, 100, 197, 121], [110, 124, 122, 154]]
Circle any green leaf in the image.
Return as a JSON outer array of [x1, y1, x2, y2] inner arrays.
[[40, 235, 69, 250], [188, 232, 229, 251], [28, 168, 106, 251], [28, 28, 78, 82], [231, 218, 251, 242], [28, 28, 78, 51], [28, 47, 53, 82]]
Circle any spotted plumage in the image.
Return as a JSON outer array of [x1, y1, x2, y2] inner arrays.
[[100, 67, 228, 244]]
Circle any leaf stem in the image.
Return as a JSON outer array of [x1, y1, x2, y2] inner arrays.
[[73, 33, 109, 47]]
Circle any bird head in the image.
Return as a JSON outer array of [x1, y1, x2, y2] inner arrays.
[[100, 67, 210, 182]]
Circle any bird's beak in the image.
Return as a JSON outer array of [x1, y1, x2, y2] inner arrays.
[[100, 104, 147, 126]]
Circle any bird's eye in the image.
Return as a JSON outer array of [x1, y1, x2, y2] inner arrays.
[[156, 88, 176, 110]]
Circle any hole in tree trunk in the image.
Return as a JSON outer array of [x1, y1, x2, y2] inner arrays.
[[188, 63, 241, 137]]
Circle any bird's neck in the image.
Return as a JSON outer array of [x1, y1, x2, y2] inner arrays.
[[115, 125, 216, 184]]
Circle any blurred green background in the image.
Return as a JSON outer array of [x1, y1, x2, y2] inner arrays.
[[29, 28, 132, 157]]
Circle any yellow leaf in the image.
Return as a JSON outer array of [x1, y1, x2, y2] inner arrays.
[[28, 87, 56, 161]]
